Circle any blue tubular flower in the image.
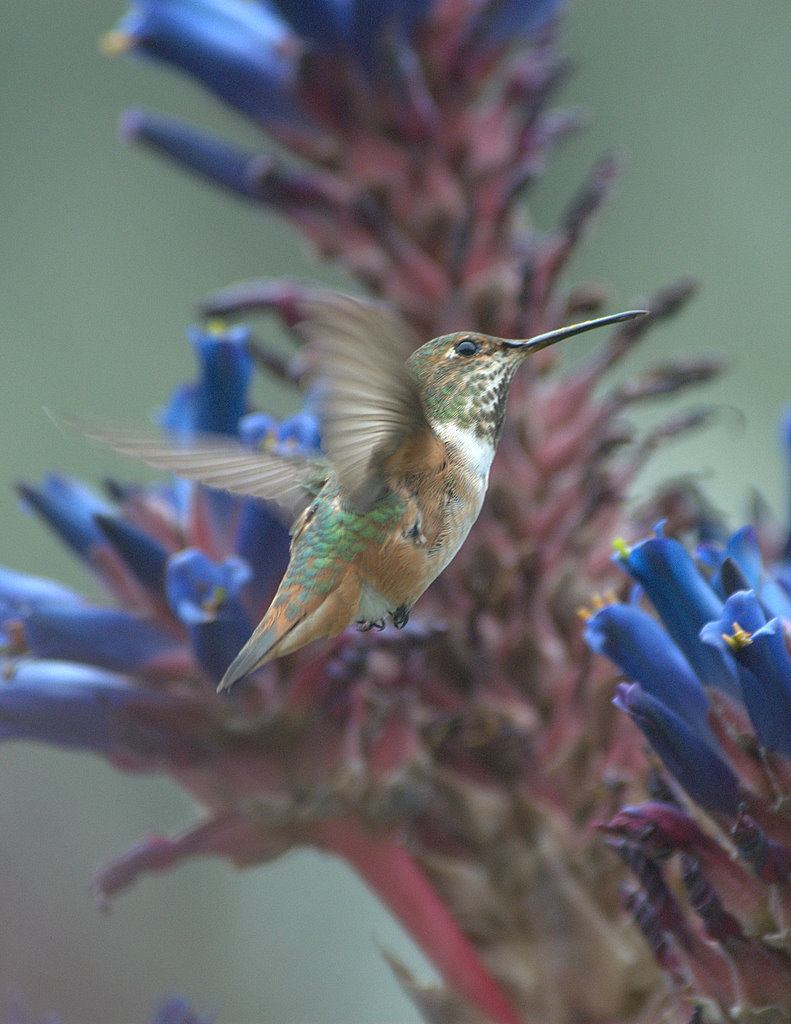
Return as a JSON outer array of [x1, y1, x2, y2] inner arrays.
[[94, 513, 170, 597], [121, 110, 265, 200], [700, 590, 791, 757], [273, 409, 322, 454], [722, 527, 791, 618], [14, 605, 183, 675], [106, 0, 304, 126], [700, 525, 791, 620], [613, 682, 740, 817], [237, 411, 281, 448], [161, 323, 255, 438], [0, 660, 213, 769], [159, 321, 259, 538], [0, 566, 83, 610], [17, 475, 113, 562], [614, 528, 739, 695], [165, 549, 252, 683], [0, 661, 147, 752], [234, 502, 290, 612], [239, 408, 322, 455], [584, 602, 711, 737], [269, 0, 433, 74]]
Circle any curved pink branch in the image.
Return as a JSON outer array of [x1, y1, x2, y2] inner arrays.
[[316, 817, 523, 1024]]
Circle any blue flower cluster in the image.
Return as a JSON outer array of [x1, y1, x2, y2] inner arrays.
[[104, 0, 565, 200], [585, 516, 791, 817], [0, 323, 319, 750]]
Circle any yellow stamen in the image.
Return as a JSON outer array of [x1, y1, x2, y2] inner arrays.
[[203, 585, 227, 615], [205, 317, 229, 336], [99, 29, 134, 56], [721, 621, 753, 650], [612, 537, 631, 559], [577, 591, 619, 621]]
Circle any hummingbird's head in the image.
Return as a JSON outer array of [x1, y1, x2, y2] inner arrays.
[[407, 310, 646, 442]]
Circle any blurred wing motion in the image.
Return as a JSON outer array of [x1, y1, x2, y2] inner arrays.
[[299, 294, 444, 510], [68, 295, 444, 520], [74, 422, 328, 523]]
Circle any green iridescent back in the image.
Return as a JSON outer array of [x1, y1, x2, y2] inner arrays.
[[272, 480, 407, 619]]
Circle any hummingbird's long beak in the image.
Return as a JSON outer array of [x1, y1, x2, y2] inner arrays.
[[503, 309, 647, 354]]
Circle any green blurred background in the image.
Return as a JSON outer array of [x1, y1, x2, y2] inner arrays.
[[1, 2, 790, 1021]]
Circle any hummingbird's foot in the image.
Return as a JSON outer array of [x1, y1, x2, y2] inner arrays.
[[356, 618, 386, 632], [392, 605, 410, 629]]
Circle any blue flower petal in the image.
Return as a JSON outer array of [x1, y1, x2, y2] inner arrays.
[[112, 0, 304, 125], [17, 475, 113, 561], [17, 605, 183, 674], [584, 603, 710, 737], [238, 411, 279, 448], [616, 531, 739, 694], [160, 323, 254, 438], [0, 660, 209, 765], [0, 661, 139, 751], [94, 513, 169, 596], [121, 109, 264, 199], [165, 549, 252, 682], [157, 323, 257, 532], [613, 682, 739, 817], [700, 590, 791, 757], [165, 549, 251, 622], [271, 0, 431, 64], [187, 613, 253, 685], [723, 527, 763, 586], [0, 566, 83, 610], [704, 527, 791, 618], [352, 1, 432, 52], [274, 409, 322, 454], [234, 499, 290, 609], [269, 0, 352, 50]]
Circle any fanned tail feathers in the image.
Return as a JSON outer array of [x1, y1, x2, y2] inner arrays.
[[218, 568, 362, 691]]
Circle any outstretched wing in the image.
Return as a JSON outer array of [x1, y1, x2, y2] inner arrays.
[[299, 294, 443, 510], [74, 423, 328, 523]]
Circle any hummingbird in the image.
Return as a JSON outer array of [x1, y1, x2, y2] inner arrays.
[[92, 296, 644, 691]]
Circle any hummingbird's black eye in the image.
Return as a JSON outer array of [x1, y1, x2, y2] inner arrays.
[[454, 337, 480, 357]]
